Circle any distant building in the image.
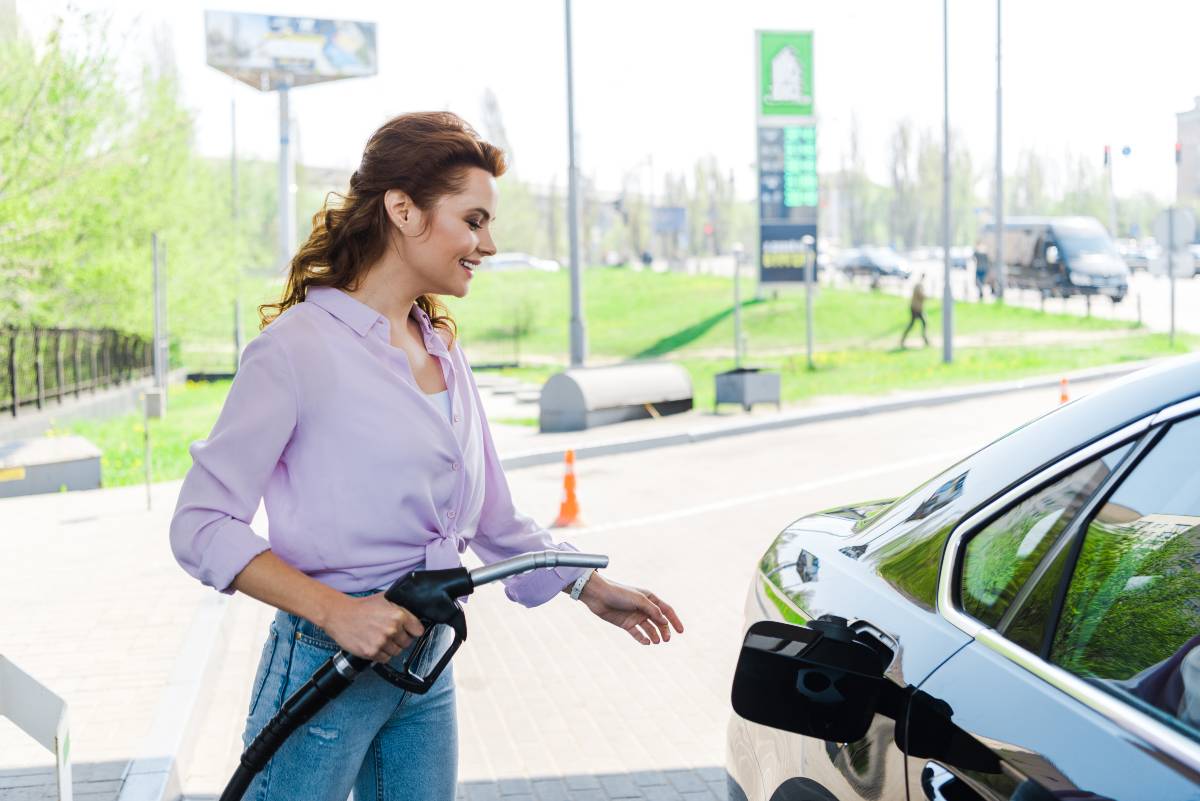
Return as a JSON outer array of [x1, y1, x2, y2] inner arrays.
[[1128, 513, 1200, 549], [1177, 97, 1200, 204]]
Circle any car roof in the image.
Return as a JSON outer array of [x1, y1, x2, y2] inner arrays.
[[946, 354, 1200, 514]]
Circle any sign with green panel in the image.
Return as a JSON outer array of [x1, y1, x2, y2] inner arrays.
[[758, 31, 814, 120]]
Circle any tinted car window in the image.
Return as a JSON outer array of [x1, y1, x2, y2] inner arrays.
[[961, 445, 1131, 630], [1050, 416, 1200, 740]]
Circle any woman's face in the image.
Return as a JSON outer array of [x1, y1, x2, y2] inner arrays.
[[396, 167, 498, 298]]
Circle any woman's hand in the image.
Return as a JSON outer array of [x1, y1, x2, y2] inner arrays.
[[577, 572, 684, 645], [320, 592, 426, 662]]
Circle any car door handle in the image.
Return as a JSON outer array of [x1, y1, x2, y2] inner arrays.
[[921, 762, 983, 801]]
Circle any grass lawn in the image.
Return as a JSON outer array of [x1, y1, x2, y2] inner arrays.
[[443, 270, 1140, 360], [49, 380, 232, 488], [66, 271, 1192, 484]]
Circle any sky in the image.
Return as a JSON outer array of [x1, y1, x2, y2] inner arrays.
[[15, 0, 1200, 202]]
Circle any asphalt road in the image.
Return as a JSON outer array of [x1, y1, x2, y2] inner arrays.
[[911, 262, 1199, 335]]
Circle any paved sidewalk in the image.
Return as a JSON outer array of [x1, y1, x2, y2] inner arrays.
[[0, 480, 227, 801], [0, 369, 1129, 801]]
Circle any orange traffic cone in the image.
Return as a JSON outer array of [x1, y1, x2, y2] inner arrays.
[[1060, 377, 1070, 404], [551, 449, 584, 528]]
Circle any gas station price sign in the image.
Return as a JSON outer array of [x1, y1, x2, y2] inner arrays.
[[756, 30, 816, 284], [758, 126, 817, 223]]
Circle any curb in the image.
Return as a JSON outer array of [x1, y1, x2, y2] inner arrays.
[[499, 359, 1158, 470], [116, 592, 232, 801]]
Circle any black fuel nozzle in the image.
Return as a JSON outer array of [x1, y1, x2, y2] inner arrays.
[[347, 551, 610, 695]]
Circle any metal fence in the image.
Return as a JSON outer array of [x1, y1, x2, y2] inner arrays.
[[2, 327, 153, 417]]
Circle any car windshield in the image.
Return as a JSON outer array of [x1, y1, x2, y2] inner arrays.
[[1057, 231, 1120, 260]]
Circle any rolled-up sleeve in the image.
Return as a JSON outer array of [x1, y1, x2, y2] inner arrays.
[[170, 331, 298, 593], [465, 367, 587, 608]]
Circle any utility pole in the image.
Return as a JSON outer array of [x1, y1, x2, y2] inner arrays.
[[942, 0, 953, 363], [564, 0, 587, 366], [278, 82, 295, 272], [231, 94, 238, 221], [994, 0, 1006, 300]]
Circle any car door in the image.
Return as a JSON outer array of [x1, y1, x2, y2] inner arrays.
[[909, 407, 1200, 801]]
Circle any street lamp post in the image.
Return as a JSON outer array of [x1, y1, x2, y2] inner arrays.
[[994, 0, 1006, 300], [942, 0, 953, 363], [564, 0, 587, 367]]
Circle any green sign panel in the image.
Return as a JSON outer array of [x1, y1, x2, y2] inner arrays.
[[758, 31, 813, 119]]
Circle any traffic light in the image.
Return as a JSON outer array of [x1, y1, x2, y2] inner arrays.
[[1103, 144, 1110, 166], [1177, 142, 1183, 165]]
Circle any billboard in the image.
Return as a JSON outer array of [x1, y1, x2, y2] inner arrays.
[[204, 11, 378, 91]]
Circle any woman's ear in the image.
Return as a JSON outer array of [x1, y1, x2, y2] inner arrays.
[[383, 188, 414, 231]]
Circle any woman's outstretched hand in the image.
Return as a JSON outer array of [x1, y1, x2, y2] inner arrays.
[[576, 572, 684, 645]]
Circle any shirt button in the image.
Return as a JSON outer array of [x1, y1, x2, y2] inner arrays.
[[447, 510, 457, 520], [452, 462, 461, 471], [453, 414, 461, 423]]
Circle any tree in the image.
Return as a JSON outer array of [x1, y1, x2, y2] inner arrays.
[[480, 88, 513, 167], [0, 11, 267, 349], [888, 119, 918, 249]]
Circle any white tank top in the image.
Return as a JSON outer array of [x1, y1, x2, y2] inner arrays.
[[427, 389, 451, 421]]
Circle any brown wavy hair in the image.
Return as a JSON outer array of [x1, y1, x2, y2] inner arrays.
[[259, 111, 507, 335]]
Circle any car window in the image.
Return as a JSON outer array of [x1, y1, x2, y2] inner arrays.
[[1049, 416, 1200, 741], [960, 444, 1132, 631]]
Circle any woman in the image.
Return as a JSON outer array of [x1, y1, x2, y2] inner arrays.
[[170, 111, 683, 801]]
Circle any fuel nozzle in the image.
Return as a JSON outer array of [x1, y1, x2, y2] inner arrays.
[[469, 550, 609, 587]]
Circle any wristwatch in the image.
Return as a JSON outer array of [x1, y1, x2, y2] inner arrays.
[[570, 569, 596, 601]]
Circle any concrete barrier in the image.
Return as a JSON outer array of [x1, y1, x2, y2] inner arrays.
[[539, 363, 693, 432], [0, 436, 101, 498]]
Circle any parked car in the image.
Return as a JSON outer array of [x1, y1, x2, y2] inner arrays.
[[949, 246, 974, 270], [482, 252, 562, 272], [728, 354, 1200, 801], [975, 216, 1129, 301], [1116, 237, 1150, 272], [837, 247, 912, 280]]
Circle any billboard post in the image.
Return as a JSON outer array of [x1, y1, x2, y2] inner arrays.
[[204, 11, 378, 271]]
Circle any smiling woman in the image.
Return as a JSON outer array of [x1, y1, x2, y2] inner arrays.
[[258, 111, 508, 339], [169, 110, 683, 801]]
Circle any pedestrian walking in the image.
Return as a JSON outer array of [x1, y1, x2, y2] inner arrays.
[[169, 112, 684, 801], [900, 274, 930, 348]]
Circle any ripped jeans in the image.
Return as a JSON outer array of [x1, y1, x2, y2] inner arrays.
[[240, 597, 457, 801]]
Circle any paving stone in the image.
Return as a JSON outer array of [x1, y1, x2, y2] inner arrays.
[[664, 770, 708, 793], [462, 781, 502, 801], [562, 774, 603, 790], [531, 778, 571, 801], [641, 784, 686, 801], [560, 790, 606, 801], [681, 791, 719, 801], [498, 777, 534, 796], [632, 770, 669, 787], [597, 772, 641, 799]]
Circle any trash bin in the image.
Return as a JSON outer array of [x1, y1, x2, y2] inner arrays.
[[714, 367, 781, 412]]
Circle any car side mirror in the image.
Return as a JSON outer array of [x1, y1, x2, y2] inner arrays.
[[1046, 245, 1059, 265], [731, 618, 889, 743]]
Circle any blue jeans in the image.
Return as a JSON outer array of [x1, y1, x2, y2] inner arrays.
[[241, 599, 458, 801]]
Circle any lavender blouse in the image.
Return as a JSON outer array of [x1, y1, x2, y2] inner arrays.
[[169, 286, 586, 607]]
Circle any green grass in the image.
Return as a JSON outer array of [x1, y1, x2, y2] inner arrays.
[[481, 333, 1194, 413], [48, 380, 232, 488], [66, 271, 1190, 487], [445, 270, 1139, 360]]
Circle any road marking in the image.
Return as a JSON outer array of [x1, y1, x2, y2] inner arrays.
[[573, 449, 966, 535]]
